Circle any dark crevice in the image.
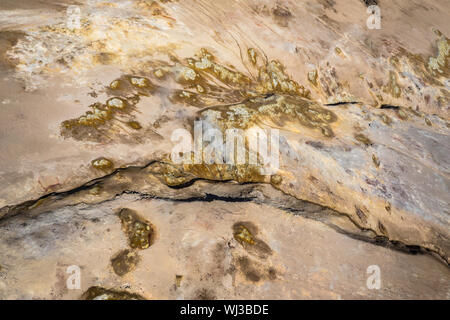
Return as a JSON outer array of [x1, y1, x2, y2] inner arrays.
[[125, 189, 449, 267], [0, 160, 448, 267], [124, 190, 256, 203], [325, 101, 360, 106], [380, 104, 401, 109], [324, 224, 435, 259], [265, 197, 448, 266], [0, 159, 160, 220]]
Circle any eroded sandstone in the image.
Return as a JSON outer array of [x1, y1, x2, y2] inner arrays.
[[0, 0, 449, 299]]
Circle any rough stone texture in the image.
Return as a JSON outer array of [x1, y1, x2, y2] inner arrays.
[[1, 194, 449, 299], [0, 0, 449, 299]]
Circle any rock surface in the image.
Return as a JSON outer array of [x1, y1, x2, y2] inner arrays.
[[0, 0, 449, 299]]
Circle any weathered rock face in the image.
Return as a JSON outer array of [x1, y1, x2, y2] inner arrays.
[[0, 0, 449, 299]]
